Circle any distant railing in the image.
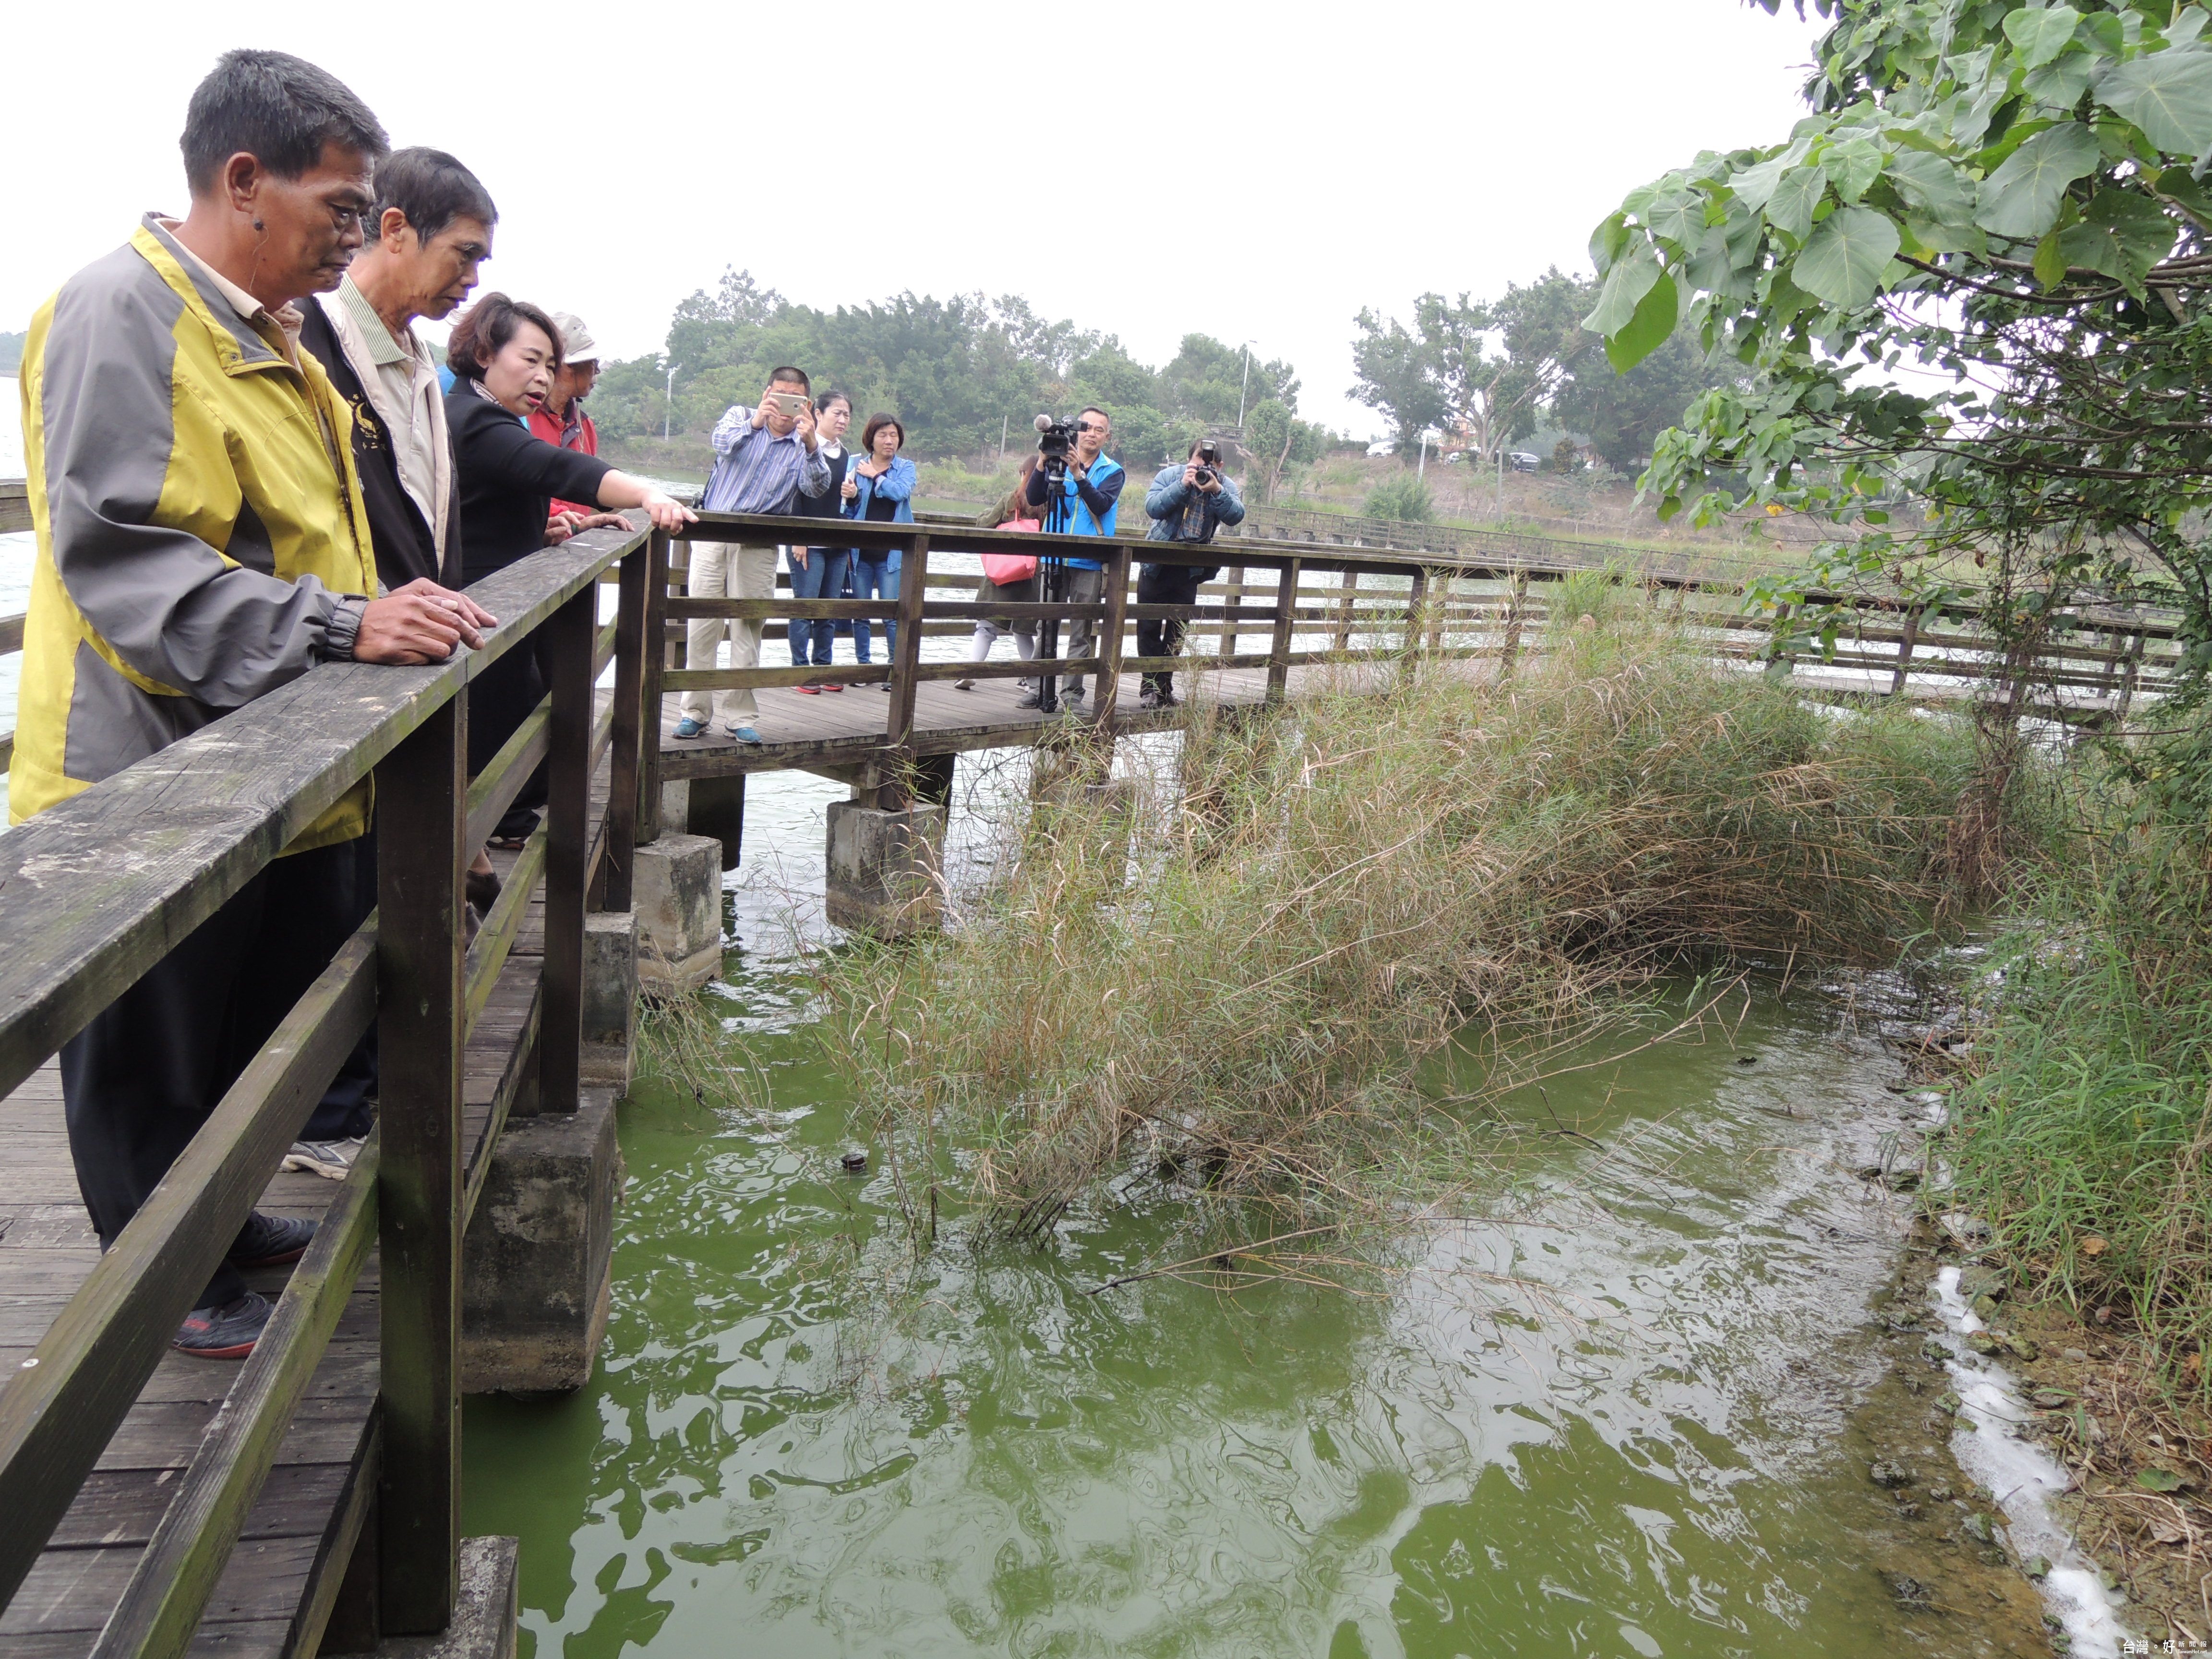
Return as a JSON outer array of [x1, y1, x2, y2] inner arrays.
[[2, 478, 29, 779], [0, 512, 658, 1649], [648, 512, 2185, 796]]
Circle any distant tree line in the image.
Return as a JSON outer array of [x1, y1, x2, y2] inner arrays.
[[1349, 268, 1747, 472], [594, 269, 1336, 491]]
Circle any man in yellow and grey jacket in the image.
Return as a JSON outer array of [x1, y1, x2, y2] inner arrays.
[[15, 49, 493, 1359]]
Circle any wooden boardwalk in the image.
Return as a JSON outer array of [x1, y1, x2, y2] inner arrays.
[[0, 844, 554, 1656]]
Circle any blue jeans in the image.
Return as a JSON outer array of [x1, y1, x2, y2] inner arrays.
[[851, 551, 901, 662], [787, 546, 849, 666]]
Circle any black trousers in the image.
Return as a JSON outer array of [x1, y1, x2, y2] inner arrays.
[[468, 634, 553, 839], [60, 838, 370, 1311], [1136, 564, 1207, 694]]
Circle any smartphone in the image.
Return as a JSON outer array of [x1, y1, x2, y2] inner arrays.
[[766, 391, 811, 418]]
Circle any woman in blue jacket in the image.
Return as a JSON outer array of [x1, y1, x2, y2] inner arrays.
[[844, 414, 915, 675]]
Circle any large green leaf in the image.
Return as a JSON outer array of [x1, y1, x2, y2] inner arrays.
[[1792, 205, 1903, 307], [1605, 273, 1681, 371], [1582, 252, 1662, 337], [1887, 148, 1978, 226], [2004, 5, 2080, 70], [2082, 188, 2180, 286], [1976, 121, 2102, 238], [1767, 165, 1830, 241], [2099, 51, 2212, 155]]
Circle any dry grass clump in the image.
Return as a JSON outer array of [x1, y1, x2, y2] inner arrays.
[[814, 609, 1987, 1226]]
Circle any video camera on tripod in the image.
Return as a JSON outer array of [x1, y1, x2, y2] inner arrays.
[[1033, 413, 1078, 480]]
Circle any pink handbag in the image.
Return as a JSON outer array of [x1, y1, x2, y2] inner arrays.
[[981, 517, 1040, 584]]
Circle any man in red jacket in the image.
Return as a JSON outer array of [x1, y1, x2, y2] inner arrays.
[[530, 311, 601, 517]]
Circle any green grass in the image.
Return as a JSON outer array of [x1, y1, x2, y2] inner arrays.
[[1944, 817, 2212, 1388]]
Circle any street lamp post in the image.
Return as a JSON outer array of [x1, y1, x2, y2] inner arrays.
[[1236, 340, 1254, 427], [664, 361, 681, 442]]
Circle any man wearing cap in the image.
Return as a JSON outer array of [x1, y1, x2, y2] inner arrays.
[[531, 311, 603, 518]]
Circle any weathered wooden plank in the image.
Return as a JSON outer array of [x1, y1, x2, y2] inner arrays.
[[0, 935, 376, 1611], [1, 1537, 322, 1634], [539, 592, 592, 1117], [91, 1138, 378, 1659]]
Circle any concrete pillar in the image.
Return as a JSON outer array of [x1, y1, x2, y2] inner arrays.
[[658, 777, 689, 835], [462, 1085, 623, 1395], [373, 1537, 519, 1659], [825, 800, 947, 936], [687, 773, 747, 872], [582, 911, 637, 1090], [1029, 776, 1138, 891], [633, 831, 722, 996]]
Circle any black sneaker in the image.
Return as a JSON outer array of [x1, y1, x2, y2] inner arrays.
[[230, 1212, 315, 1269], [1016, 691, 1043, 709], [174, 1291, 272, 1360], [1139, 684, 1163, 709]]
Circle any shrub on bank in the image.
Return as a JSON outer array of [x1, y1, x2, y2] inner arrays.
[[1944, 786, 2212, 1392], [814, 610, 2002, 1226]]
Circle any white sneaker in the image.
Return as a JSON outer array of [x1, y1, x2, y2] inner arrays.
[[281, 1135, 368, 1180]]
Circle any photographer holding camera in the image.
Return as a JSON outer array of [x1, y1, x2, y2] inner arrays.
[[1020, 406, 1123, 707], [1138, 436, 1245, 707]]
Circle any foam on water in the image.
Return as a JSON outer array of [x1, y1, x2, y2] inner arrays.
[[1932, 1264, 2128, 1657]]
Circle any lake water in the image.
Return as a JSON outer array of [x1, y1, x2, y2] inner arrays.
[[458, 767, 2058, 1659]]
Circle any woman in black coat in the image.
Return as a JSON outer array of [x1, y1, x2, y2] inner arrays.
[[444, 294, 692, 841]]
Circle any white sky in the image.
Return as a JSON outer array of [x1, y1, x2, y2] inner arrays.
[[1, 0, 1824, 438]]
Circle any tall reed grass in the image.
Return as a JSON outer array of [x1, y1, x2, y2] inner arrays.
[[813, 610, 1989, 1226]]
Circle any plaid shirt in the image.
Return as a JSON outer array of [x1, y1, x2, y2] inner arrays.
[[701, 405, 832, 515]]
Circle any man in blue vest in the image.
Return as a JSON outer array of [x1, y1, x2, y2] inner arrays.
[[1020, 406, 1123, 706]]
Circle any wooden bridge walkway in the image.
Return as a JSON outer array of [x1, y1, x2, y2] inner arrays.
[[0, 485, 2187, 1655]]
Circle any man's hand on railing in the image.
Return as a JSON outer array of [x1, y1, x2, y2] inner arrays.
[[354, 579, 498, 665]]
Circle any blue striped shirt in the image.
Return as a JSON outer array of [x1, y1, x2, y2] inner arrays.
[[701, 404, 833, 515]]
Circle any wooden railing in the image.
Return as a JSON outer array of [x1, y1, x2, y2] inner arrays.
[[0, 513, 659, 1649], [2, 478, 28, 778], [648, 511, 2186, 799]]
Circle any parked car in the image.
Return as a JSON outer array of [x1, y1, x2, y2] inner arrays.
[[1365, 440, 1396, 457], [1509, 452, 1541, 472]]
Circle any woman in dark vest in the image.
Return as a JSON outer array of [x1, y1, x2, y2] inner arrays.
[[445, 292, 692, 841], [787, 391, 853, 691]]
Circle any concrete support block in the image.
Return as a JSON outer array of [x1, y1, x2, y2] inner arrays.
[[375, 1537, 519, 1659], [825, 800, 947, 937], [462, 1086, 623, 1395], [582, 910, 638, 1090], [658, 777, 689, 835], [1029, 775, 1138, 890], [633, 832, 722, 996]]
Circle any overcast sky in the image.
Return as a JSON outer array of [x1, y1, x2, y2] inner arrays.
[[2, 0, 1824, 437]]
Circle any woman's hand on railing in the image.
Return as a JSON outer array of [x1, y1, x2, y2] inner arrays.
[[354, 579, 497, 665], [637, 490, 697, 532]]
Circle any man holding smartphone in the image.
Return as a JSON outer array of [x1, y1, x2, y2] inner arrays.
[[678, 367, 831, 742]]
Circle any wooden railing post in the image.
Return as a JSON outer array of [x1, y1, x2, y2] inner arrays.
[[541, 589, 592, 1116], [1500, 569, 1528, 677], [2115, 626, 2148, 724], [1405, 568, 1429, 663], [376, 695, 466, 1635], [1428, 570, 1452, 653], [1219, 566, 1245, 661], [637, 529, 670, 845], [1333, 569, 1357, 652], [1888, 603, 1925, 697], [1093, 545, 1132, 726], [605, 539, 649, 910], [881, 534, 929, 807], [1762, 601, 1797, 681], [1266, 559, 1301, 702]]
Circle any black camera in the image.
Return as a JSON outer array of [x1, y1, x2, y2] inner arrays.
[[1034, 413, 1077, 473]]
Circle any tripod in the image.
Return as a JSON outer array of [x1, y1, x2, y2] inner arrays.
[[1033, 459, 1073, 715]]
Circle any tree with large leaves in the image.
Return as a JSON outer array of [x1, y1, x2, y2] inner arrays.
[[1586, 0, 2212, 667]]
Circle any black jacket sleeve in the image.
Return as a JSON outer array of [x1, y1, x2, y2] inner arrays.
[[450, 394, 614, 507]]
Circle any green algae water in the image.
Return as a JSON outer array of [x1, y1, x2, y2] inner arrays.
[[462, 769, 2043, 1659]]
